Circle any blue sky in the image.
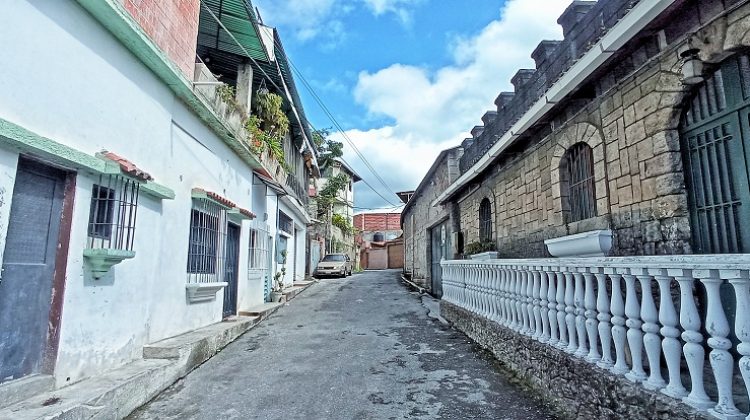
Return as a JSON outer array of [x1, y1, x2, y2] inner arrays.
[[254, 0, 571, 210]]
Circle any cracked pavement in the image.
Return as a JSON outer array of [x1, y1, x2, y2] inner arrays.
[[128, 270, 557, 420]]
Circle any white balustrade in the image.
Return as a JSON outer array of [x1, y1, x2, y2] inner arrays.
[[440, 256, 750, 418]]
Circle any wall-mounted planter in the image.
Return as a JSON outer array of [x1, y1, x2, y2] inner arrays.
[[83, 248, 136, 279], [544, 229, 612, 258], [186, 282, 228, 303], [468, 251, 499, 260]]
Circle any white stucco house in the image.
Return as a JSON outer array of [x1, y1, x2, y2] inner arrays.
[[0, 0, 317, 405]]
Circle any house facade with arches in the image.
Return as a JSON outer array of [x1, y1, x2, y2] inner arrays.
[[448, 0, 750, 259]]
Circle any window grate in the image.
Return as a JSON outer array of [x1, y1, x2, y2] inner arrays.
[[87, 174, 140, 251], [248, 220, 271, 271], [479, 198, 492, 242], [279, 211, 293, 235], [562, 143, 596, 223], [187, 198, 228, 283]]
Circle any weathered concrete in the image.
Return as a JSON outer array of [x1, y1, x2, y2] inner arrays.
[[129, 271, 556, 420], [441, 301, 709, 420], [0, 374, 55, 409]]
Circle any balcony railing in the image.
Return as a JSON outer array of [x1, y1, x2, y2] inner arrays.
[[441, 256, 750, 418]]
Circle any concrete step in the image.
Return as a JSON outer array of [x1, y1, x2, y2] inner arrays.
[[143, 316, 260, 366], [239, 302, 283, 320], [0, 374, 55, 409], [0, 359, 178, 420]]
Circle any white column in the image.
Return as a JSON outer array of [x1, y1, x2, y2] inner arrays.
[[609, 272, 629, 374], [623, 271, 647, 382], [556, 271, 568, 350], [701, 271, 743, 419], [564, 270, 578, 354], [637, 270, 666, 391], [547, 268, 560, 346], [656, 270, 687, 399], [574, 270, 588, 358], [729, 272, 750, 420], [676, 272, 713, 410], [585, 270, 601, 363], [539, 267, 550, 343], [596, 271, 614, 369]]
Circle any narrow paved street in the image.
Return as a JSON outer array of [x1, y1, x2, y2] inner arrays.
[[129, 270, 556, 420]]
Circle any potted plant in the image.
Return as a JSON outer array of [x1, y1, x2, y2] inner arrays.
[[270, 271, 284, 302]]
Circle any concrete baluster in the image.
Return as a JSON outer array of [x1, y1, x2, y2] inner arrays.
[[574, 270, 588, 358], [623, 270, 647, 382], [547, 268, 559, 346], [701, 271, 743, 419], [527, 268, 537, 337], [655, 270, 687, 399], [564, 270, 577, 354], [676, 273, 713, 410], [584, 270, 600, 363], [610, 273, 629, 374], [500, 267, 509, 326], [596, 271, 614, 369], [516, 267, 525, 333], [539, 267, 550, 343], [556, 271, 568, 350], [728, 272, 750, 420], [637, 270, 666, 391]]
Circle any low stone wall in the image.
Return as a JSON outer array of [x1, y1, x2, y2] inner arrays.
[[440, 301, 707, 419]]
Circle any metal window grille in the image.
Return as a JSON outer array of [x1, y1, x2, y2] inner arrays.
[[248, 220, 270, 270], [87, 174, 140, 251], [279, 211, 293, 235], [562, 143, 596, 223], [187, 198, 228, 283], [479, 198, 492, 242]]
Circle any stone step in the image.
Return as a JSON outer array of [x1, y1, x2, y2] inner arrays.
[[239, 302, 283, 320], [0, 374, 55, 409]]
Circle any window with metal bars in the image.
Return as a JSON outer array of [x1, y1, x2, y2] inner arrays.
[[87, 174, 140, 251], [248, 221, 271, 270], [560, 143, 596, 223], [187, 198, 228, 283], [479, 198, 492, 242]]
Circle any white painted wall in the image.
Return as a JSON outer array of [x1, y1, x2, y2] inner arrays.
[[0, 1, 271, 386]]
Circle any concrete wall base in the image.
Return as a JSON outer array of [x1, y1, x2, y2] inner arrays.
[[440, 301, 708, 420]]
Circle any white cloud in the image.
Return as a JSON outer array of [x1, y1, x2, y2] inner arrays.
[[361, 0, 423, 24], [344, 0, 571, 208]]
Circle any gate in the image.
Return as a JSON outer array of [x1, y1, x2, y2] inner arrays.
[[680, 53, 750, 253], [430, 220, 451, 298], [223, 223, 240, 318]]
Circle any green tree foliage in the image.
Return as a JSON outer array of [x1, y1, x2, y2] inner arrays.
[[245, 89, 290, 165], [313, 128, 344, 170], [332, 213, 354, 236]]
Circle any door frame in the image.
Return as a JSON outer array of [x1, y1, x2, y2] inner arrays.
[[223, 222, 241, 318]]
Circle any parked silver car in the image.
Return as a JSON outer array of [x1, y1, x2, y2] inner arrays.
[[314, 253, 353, 278]]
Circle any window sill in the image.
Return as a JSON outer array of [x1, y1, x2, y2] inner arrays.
[[83, 248, 136, 279], [185, 282, 228, 303]]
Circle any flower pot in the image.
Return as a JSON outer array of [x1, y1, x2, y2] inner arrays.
[[270, 291, 283, 303]]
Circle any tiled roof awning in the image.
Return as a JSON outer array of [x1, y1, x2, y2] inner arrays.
[[192, 188, 255, 219]]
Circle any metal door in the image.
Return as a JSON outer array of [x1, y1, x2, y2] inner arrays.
[[430, 221, 451, 299], [223, 223, 241, 318], [0, 158, 67, 382], [680, 53, 750, 253]]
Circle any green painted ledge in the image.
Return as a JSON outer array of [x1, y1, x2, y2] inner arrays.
[[75, 0, 264, 173], [0, 118, 175, 200]]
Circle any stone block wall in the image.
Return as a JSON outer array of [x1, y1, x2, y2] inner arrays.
[[402, 148, 462, 290], [441, 302, 707, 419], [122, 0, 200, 78], [456, 0, 750, 257]]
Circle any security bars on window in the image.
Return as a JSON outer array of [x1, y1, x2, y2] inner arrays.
[[87, 174, 140, 251], [248, 220, 271, 271], [187, 198, 228, 284], [563, 143, 596, 223]]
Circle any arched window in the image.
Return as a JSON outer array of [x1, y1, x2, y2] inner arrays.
[[560, 143, 596, 223], [479, 198, 492, 242]]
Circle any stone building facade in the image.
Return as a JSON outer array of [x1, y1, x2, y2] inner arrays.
[[445, 0, 750, 258], [401, 147, 463, 294]]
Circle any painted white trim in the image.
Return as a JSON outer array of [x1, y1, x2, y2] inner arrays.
[[433, 0, 676, 206], [544, 230, 613, 258]]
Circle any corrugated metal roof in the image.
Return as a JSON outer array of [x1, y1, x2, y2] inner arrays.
[[197, 0, 269, 62]]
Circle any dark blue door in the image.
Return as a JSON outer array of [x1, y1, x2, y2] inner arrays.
[[223, 223, 240, 318], [0, 158, 67, 382]]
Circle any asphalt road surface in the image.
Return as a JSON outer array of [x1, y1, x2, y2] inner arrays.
[[129, 270, 556, 420]]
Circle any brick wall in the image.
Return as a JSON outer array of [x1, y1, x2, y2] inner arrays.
[[122, 0, 200, 78], [354, 213, 402, 233]]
